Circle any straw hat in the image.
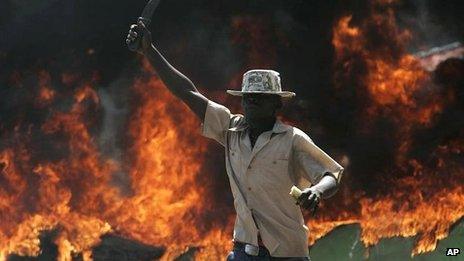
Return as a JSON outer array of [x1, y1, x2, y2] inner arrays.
[[226, 69, 296, 98]]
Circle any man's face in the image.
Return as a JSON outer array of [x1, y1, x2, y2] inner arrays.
[[241, 93, 281, 120]]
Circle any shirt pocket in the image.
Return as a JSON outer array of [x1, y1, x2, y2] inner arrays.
[[258, 157, 292, 190]]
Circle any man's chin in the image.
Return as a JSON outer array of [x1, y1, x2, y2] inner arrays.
[[245, 113, 259, 120]]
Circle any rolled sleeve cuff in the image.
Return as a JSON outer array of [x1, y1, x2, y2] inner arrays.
[[201, 100, 232, 145], [326, 165, 344, 184]]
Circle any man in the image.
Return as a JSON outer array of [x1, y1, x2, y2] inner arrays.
[[126, 21, 343, 260]]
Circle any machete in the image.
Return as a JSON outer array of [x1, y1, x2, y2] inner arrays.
[[127, 0, 161, 51]]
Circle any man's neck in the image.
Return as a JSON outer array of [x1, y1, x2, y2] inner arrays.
[[247, 117, 276, 147]]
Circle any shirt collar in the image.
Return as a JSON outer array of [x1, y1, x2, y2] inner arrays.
[[229, 118, 291, 133]]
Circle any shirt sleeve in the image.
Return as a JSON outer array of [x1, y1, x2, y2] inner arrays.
[[291, 128, 344, 185], [201, 100, 233, 146]]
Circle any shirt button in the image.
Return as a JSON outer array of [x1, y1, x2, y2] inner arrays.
[[248, 187, 252, 191], [248, 166, 252, 170], [231, 152, 235, 156], [272, 160, 277, 164]]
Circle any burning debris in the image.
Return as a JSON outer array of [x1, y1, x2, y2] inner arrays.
[[414, 42, 464, 71], [6, 231, 164, 261]]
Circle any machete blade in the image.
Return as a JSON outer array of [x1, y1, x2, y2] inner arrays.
[[127, 0, 161, 51], [139, 0, 161, 26]]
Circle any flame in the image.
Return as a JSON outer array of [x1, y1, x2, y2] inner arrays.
[[323, 0, 464, 256], [1, 84, 115, 260], [332, 14, 440, 126], [0, 66, 236, 259], [104, 73, 234, 257], [36, 70, 56, 107]]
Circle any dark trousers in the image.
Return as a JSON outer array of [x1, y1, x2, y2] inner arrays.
[[226, 242, 310, 261]]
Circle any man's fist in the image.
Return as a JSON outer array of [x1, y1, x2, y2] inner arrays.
[[126, 20, 152, 53], [297, 187, 322, 215]]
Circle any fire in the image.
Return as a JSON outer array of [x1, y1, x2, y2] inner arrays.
[[0, 84, 116, 260], [1, 1, 463, 259], [324, 0, 464, 256], [1, 62, 236, 259], [105, 72, 233, 257], [333, 14, 438, 126], [36, 70, 56, 107]]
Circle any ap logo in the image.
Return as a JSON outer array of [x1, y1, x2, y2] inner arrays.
[[446, 248, 460, 256]]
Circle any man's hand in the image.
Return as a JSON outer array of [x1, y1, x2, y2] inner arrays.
[[126, 21, 152, 54], [290, 175, 338, 216], [297, 187, 322, 215]]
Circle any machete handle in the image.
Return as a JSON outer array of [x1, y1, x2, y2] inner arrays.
[[127, 17, 151, 52]]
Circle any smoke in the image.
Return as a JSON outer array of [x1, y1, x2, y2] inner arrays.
[[397, 0, 464, 51], [98, 80, 131, 194], [411, 57, 464, 160]]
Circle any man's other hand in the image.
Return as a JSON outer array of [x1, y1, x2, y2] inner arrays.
[[126, 21, 152, 54], [297, 187, 322, 216]]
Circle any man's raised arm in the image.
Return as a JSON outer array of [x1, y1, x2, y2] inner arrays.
[[126, 21, 208, 120]]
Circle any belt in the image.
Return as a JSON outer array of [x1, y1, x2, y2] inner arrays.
[[234, 241, 269, 256]]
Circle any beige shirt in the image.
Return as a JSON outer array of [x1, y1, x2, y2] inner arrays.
[[201, 101, 343, 257]]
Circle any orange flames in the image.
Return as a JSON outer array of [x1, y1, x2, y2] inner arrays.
[[1, 83, 115, 260], [106, 72, 233, 259], [332, 14, 440, 127], [323, 0, 464, 256], [36, 71, 56, 107], [0, 67, 234, 260]]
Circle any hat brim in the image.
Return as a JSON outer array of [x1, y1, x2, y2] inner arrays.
[[226, 90, 296, 98]]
